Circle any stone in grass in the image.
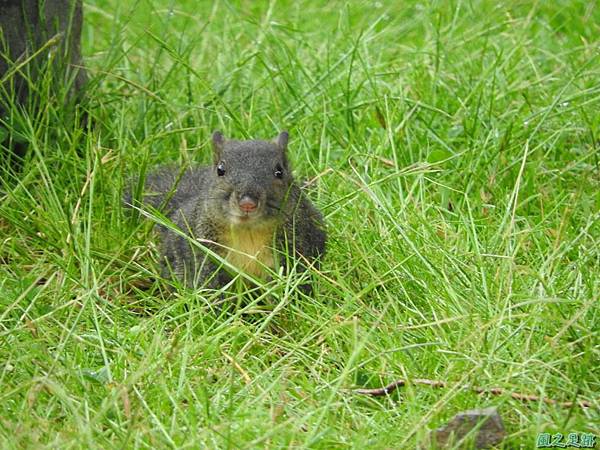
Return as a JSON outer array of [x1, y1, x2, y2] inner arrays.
[[430, 407, 506, 449]]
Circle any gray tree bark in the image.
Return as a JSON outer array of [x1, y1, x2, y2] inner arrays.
[[0, 0, 86, 113]]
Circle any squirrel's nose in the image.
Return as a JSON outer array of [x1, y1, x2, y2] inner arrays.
[[238, 195, 258, 213]]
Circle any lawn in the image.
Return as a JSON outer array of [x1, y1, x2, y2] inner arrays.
[[0, 0, 598, 448]]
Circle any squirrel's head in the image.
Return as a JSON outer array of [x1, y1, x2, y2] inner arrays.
[[210, 131, 293, 226]]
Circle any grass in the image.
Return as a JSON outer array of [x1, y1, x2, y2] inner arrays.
[[1, 0, 599, 447]]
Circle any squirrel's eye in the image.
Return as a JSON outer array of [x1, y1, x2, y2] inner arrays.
[[217, 162, 226, 176], [274, 165, 284, 179]]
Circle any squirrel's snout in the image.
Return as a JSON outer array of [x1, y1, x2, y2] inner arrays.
[[238, 195, 258, 213]]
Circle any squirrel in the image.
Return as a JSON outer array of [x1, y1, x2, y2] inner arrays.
[[126, 131, 326, 291]]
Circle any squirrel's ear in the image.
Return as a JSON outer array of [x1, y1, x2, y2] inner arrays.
[[212, 131, 225, 161], [275, 131, 289, 151]]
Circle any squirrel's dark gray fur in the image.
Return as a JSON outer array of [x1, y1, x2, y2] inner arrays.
[[126, 131, 326, 291]]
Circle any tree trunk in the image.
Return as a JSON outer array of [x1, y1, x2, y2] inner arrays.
[[0, 0, 86, 113], [0, 0, 86, 167]]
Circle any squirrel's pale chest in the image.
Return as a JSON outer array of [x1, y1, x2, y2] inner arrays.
[[222, 224, 276, 278]]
